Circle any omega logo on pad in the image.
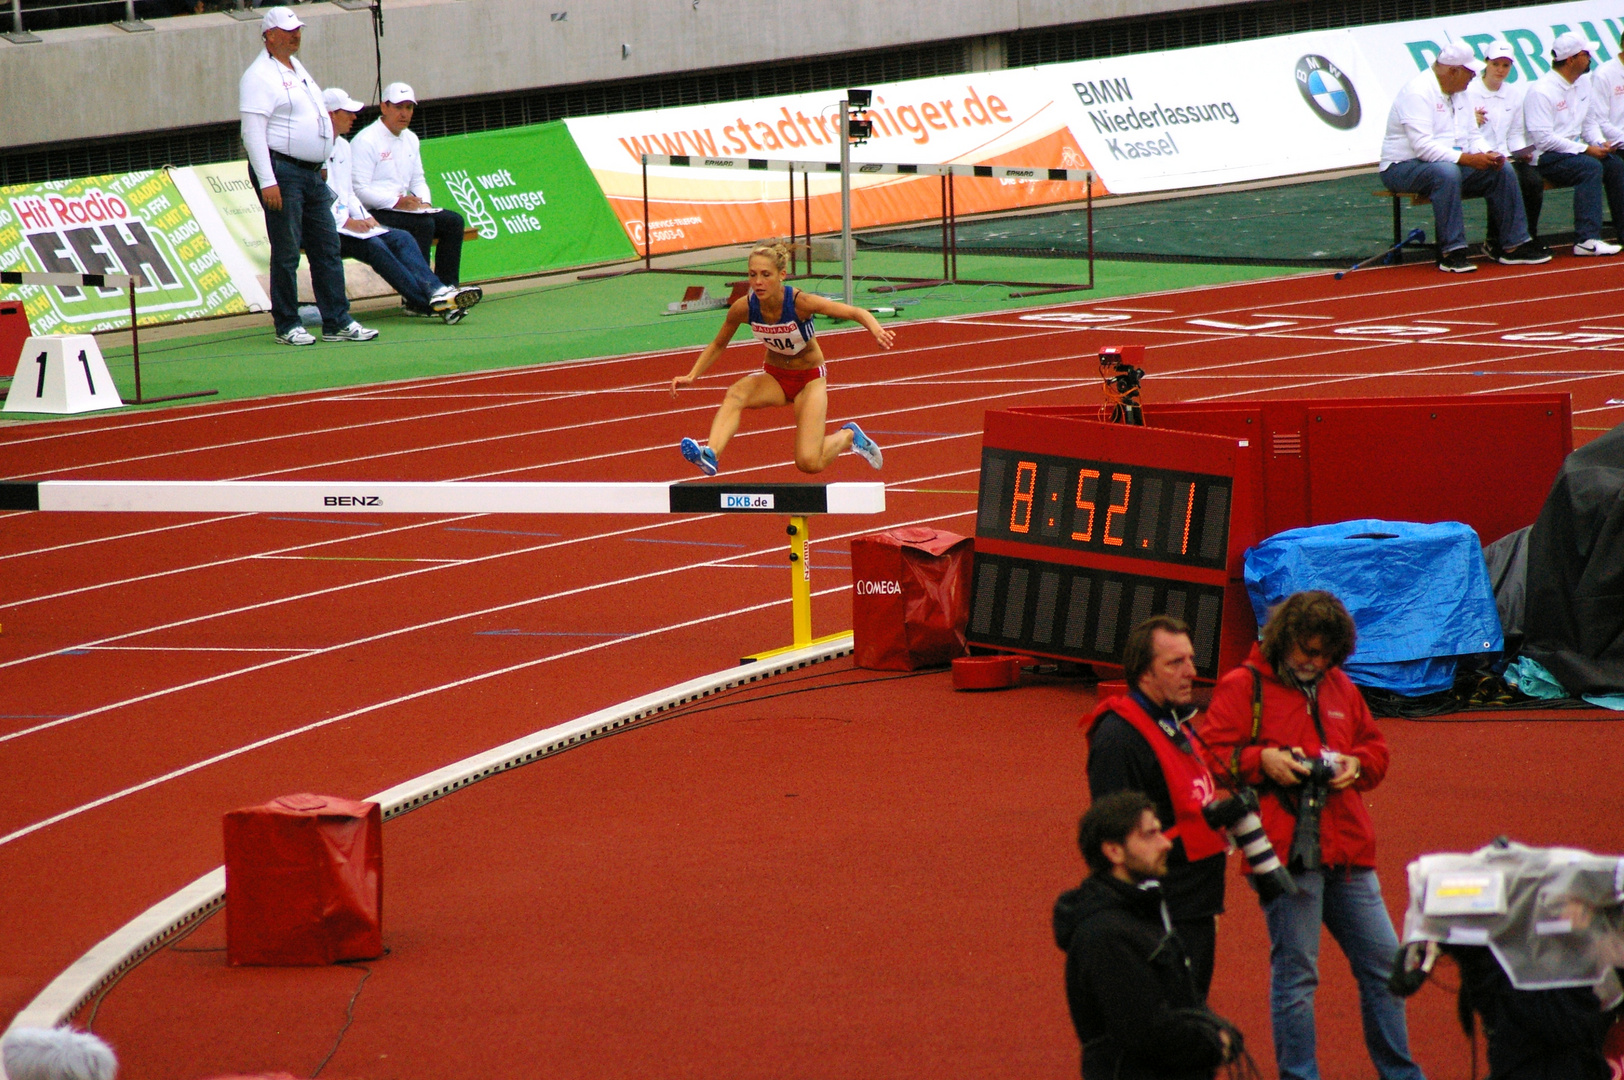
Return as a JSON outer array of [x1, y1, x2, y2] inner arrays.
[[1295, 55, 1361, 130]]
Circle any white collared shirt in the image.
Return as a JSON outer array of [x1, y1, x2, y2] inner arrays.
[[1587, 57, 1624, 145], [1379, 68, 1467, 170], [1464, 77, 1530, 157], [324, 136, 367, 230], [239, 50, 333, 187], [1523, 67, 1603, 161], [349, 119, 433, 211]]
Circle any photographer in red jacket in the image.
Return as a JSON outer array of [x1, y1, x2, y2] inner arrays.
[[1197, 591, 1424, 1080]]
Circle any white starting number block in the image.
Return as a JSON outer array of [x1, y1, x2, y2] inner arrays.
[[3, 335, 124, 415]]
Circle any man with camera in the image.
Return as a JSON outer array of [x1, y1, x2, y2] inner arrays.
[[1198, 591, 1424, 1080], [1086, 615, 1229, 999], [1054, 790, 1245, 1080]]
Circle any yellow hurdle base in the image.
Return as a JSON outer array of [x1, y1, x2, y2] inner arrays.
[[740, 630, 852, 666]]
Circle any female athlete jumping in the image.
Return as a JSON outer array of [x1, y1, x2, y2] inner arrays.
[[671, 242, 894, 476]]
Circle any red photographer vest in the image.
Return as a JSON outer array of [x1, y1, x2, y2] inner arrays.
[[1088, 695, 1228, 861]]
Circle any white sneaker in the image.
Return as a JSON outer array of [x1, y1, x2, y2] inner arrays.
[[322, 321, 380, 342], [429, 286, 459, 314], [275, 326, 316, 346], [1573, 237, 1622, 256]]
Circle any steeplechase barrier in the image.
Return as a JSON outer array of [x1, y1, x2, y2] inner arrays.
[[621, 155, 1096, 298], [0, 271, 218, 406]]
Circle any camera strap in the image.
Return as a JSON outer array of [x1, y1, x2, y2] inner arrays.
[[1240, 664, 1330, 818]]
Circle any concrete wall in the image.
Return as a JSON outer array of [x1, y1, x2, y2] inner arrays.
[[0, 0, 1242, 151]]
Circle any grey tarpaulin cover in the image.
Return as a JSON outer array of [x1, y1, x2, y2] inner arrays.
[[1401, 839, 1624, 1003], [1521, 422, 1624, 696]]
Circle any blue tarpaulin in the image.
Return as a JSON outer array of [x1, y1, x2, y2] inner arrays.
[[1244, 520, 1503, 695]]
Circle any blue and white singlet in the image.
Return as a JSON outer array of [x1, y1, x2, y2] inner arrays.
[[748, 285, 816, 357]]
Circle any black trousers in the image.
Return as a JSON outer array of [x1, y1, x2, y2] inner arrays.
[[1485, 161, 1546, 248], [371, 206, 465, 286], [1174, 914, 1217, 1002]]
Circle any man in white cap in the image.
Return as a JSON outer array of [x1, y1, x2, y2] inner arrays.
[[1584, 40, 1624, 166], [1464, 41, 1546, 255], [238, 6, 378, 345], [1379, 42, 1546, 273], [1523, 31, 1624, 255], [322, 87, 481, 324], [350, 81, 468, 288]]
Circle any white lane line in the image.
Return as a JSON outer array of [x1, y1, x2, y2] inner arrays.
[[0, 509, 976, 849], [0, 514, 256, 563]]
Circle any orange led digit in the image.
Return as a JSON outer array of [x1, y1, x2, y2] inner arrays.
[[1181, 482, 1196, 555], [1009, 460, 1037, 534], [1103, 472, 1131, 547], [1071, 468, 1100, 541]]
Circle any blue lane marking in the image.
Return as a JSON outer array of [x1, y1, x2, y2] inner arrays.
[[1, 714, 68, 719], [623, 537, 748, 548], [445, 527, 562, 537], [266, 516, 385, 528], [59, 649, 91, 655], [477, 630, 628, 637]]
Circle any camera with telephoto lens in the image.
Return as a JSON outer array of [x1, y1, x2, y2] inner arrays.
[[1202, 787, 1297, 901], [1286, 752, 1340, 873]]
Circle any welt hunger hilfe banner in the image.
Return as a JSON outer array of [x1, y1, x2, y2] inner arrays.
[[422, 121, 637, 279], [563, 69, 1101, 256]]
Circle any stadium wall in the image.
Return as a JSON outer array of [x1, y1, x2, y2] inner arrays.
[[0, 0, 1250, 153]]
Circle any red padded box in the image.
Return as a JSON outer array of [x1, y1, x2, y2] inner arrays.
[[852, 526, 974, 670], [224, 793, 383, 966], [0, 301, 30, 379]]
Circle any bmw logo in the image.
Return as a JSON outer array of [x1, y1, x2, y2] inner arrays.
[[1295, 55, 1362, 130]]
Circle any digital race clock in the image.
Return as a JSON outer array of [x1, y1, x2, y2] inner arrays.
[[966, 408, 1260, 679]]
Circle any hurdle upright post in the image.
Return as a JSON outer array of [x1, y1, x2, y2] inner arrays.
[[641, 155, 651, 270], [129, 277, 142, 404], [787, 515, 812, 649]]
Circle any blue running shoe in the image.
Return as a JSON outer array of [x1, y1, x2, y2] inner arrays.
[[680, 437, 719, 476], [843, 422, 883, 469]]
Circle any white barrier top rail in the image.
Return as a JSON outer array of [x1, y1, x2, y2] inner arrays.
[[640, 154, 1092, 183], [0, 480, 886, 515], [1, 270, 144, 290]]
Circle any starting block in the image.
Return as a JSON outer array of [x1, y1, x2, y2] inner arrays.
[[664, 281, 748, 315], [3, 334, 123, 415]]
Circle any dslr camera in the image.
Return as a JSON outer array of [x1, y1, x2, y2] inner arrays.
[[1287, 751, 1341, 873], [1202, 787, 1297, 901]]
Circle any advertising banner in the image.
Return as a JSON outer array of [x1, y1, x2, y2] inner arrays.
[[0, 170, 261, 336], [564, 70, 1101, 256], [1047, 30, 1379, 193], [422, 121, 637, 278], [1348, 1, 1623, 91]]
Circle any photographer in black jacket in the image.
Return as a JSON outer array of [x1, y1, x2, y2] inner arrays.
[[1054, 790, 1244, 1080]]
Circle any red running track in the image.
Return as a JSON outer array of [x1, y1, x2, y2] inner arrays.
[[2, 258, 1622, 1075]]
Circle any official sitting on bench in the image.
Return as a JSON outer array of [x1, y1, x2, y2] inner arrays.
[[322, 88, 481, 325], [1379, 42, 1548, 273], [1524, 32, 1624, 256], [1465, 41, 1546, 257]]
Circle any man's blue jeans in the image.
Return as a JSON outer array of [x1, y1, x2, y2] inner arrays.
[[1536, 151, 1624, 242], [339, 227, 446, 311], [1261, 867, 1424, 1080], [259, 158, 350, 336], [1381, 158, 1530, 254]]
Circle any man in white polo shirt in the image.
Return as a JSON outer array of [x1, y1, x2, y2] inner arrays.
[[322, 88, 481, 325], [238, 6, 378, 345], [1379, 42, 1546, 272], [351, 82, 468, 287], [1524, 31, 1624, 256], [1465, 41, 1546, 256]]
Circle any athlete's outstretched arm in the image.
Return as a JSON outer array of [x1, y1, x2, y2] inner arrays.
[[671, 300, 748, 397], [796, 293, 896, 351]]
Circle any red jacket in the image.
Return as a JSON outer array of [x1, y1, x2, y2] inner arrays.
[[1195, 643, 1391, 870]]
